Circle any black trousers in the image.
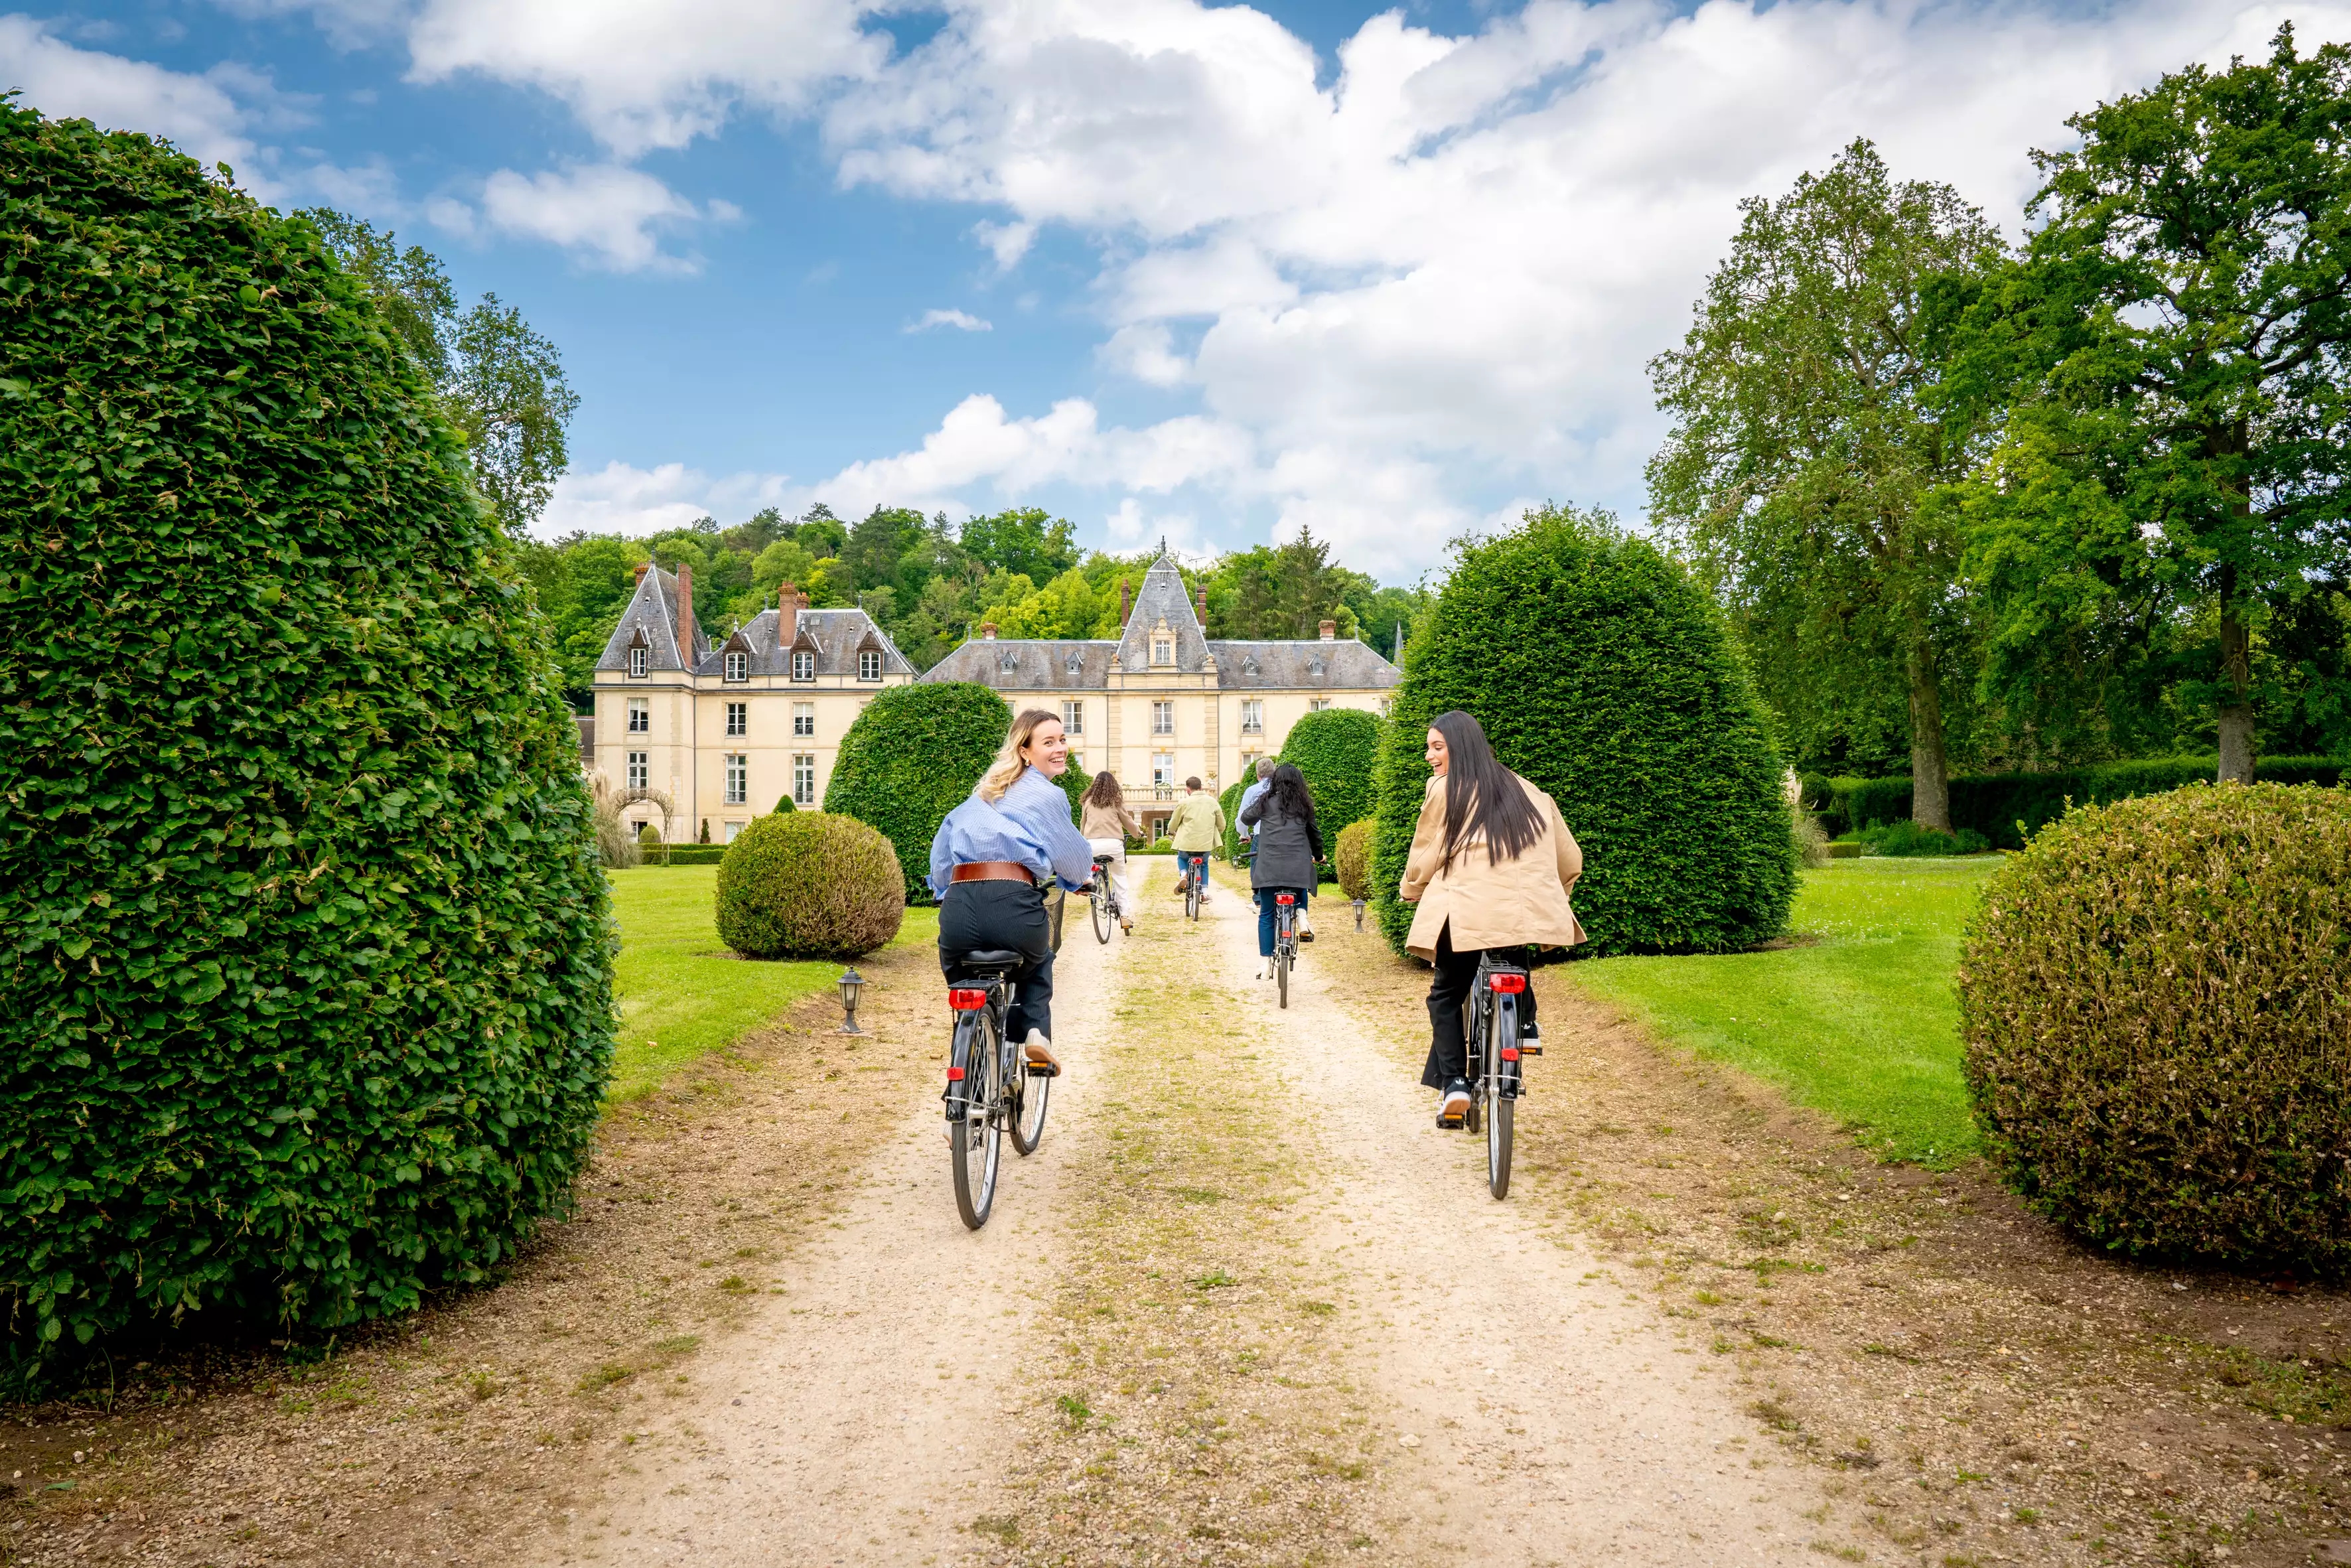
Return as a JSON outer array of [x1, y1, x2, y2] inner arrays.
[[938, 880, 1056, 1044], [1421, 923, 1540, 1089]]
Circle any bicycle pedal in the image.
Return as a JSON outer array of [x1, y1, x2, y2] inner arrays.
[[1517, 1042, 1543, 1056]]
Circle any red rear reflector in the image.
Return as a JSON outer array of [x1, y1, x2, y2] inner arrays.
[[1488, 973, 1526, 993], [1275, 893, 1295, 905], [948, 988, 988, 1010], [946, 1066, 965, 1081], [1501, 1047, 1520, 1062]]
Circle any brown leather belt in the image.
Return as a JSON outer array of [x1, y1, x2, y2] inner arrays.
[[950, 861, 1039, 885]]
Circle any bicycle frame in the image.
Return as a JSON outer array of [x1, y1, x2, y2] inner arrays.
[[943, 980, 1010, 1123], [1466, 957, 1530, 1105]]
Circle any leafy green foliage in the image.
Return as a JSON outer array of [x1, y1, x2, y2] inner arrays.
[[1858, 822, 1989, 857], [1370, 506, 1796, 957], [1054, 764, 1090, 823], [772, 794, 796, 814], [714, 814, 904, 960], [0, 106, 614, 1356], [1220, 778, 1249, 863], [1959, 785, 2351, 1270], [823, 683, 1011, 902], [1836, 755, 2348, 847], [1333, 820, 1374, 902], [1277, 708, 1383, 852]]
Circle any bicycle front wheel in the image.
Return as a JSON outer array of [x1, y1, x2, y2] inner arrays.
[[952, 1018, 1003, 1229], [1486, 1092, 1514, 1199], [1092, 884, 1113, 944]]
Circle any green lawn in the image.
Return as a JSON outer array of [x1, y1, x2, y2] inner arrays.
[[1567, 857, 2001, 1167], [605, 866, 940, 1103]]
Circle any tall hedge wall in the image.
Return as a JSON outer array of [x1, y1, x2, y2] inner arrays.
[[0, 106, 614, 1356], [1279, 707, 1383, 847], [1220, 778, 1249, 861], [823, 682, 1011, 902], [1369, 506, 1796, 957], [1827, 755, 2348, 845]]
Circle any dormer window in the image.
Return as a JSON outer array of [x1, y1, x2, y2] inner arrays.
[[999, 650, 1021, 674], [628, 645, 648, 678], [859, 649, 882, 681], [1241, 654, 1260, 676], [1307, 655, 1327, 677], [792, 650, 816, 682], [1152, 636, 1173, 666], [1064, 650, 1084, 675], [724, 651, 747, 682]]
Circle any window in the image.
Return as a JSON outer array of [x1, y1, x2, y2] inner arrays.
[[1061, 700, 1084, 736], [793, 701, 815, 738], [626, 751, 648, 792], [1240, 698, 1263, 735], [628, 645, 648, 678], [792, 753, 817, 806], [792, 650, 816, 681], [626, 697, 649, 734], [725, 753, 747, 806], [725, 701, 747, 737], [724, 650, 747, 682], [723, 820, 746, 843], [1152, 635, 1173, 666], [859, 648, 882, 681], [1152, 700, 1173, 737], [1068, 750, 1085, 773], [1309, 697, 1332, 713], [1152, 750, 1174, 790], [1240, 748, 1261, 778]]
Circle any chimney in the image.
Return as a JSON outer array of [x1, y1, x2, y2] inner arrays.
[[677, 565, 698, 654], [1119, 578, 1132, 626], [1319, 619, 1336, 642], [777, 581, 798, 650], [633, 563, 650, 584], [1195, 585, 1208, 632], [981, 622, 998, 640]]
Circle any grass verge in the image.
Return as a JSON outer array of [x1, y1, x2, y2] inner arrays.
[[608, 865, 940, 1102], [1567, 857, 1999, 1165]]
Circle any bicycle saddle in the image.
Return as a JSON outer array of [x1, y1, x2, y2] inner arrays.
[[952, 948, 1023, 974], [1091, 853, 1115, 864]]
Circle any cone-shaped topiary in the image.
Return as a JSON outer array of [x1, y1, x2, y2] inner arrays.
[[1334, 820, 1375, 901], [823, 682, 1011, 902], [772, 794, 796, 814], [1369, 505, 1795, 957], [1279, 708, 1383, 853], [715, 812, 905, 959], [1220, 778, 1249, 862], [1056, 764, 1091, 824], [0, 104, 614, 1358], [1958, 784, 2351, 1273]]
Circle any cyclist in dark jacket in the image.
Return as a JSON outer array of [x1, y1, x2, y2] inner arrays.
[[1238, 762, 1322, 980]]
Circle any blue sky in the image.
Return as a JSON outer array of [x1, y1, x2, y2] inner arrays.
[[7, 0, 2343, 579]]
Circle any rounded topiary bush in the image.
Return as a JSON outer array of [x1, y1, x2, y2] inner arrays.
[[1370, 504, 1796, 956], [1334, 820, 1375, 901], [823, 682, 1011, 902], [715, 813, 905, 959], [1958, 784, 2351, 1273], [0, 105, 614, 1357], [772, 794, 796, 814], [1220, 778, 1249, 861], [1279, 708, 1383, 849]]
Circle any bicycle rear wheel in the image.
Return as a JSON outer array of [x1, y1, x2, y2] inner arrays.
[[1277, 946, 1289, 1009], [1487, 1092, 1514, 1199], [951, 1015, 1003, 1229], [1185, 877, 1200, 921], [1011, 1040, 1050, 1156], [1092, 880, 1113, 944]]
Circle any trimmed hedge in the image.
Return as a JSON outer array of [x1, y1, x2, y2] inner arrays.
[[715, 813, 904, 960], [1220, 778, 1249, 862], [0, 106, 614, 1357], [1334, 820, 1375, 901], [1279, 709, 1383, 854], [636, 844, 725, 865], [1959, 785, 2351, 1271], [1370, 506, 1796, 957], [823, 683, 1011, 903], [1055, 764, 1090, 825], [772, 794, 797, 814], [1833, 755, 2348, 846]]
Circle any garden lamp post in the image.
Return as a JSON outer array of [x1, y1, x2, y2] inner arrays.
[[836, 967, 866, 1036], [1352, 897, 1366, 932]]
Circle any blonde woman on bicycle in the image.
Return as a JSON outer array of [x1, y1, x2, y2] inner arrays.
[[1398, 710, 1586, 1127], [928, 709, 1097, 1073], [1080, 771, 1141, 934]]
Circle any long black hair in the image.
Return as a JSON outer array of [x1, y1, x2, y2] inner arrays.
[[1266, 762, 1317, 825], [1433, 710, 1541, 869]]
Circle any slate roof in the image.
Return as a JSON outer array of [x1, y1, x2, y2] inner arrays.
[[595, 566, 703, 673], [692, 606, 916, 679], [916, 547, 1400, 692]]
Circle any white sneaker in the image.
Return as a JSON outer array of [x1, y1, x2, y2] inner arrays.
[[1437, 1084, 1470, 1127]]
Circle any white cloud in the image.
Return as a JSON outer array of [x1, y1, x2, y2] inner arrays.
[[404, 0, 885, 159], [538, 459, 798, 539], [908, 307, 992, 333], [0, 14, 261, 178], [444, 163, 725, 272]]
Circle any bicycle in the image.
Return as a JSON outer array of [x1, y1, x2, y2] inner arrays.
[[1088, 853, 1123, 944], [1271, 891, 1299, 1009], [942, 950, 1052, 1229], [1460, 952, 1538, 1199], [1179, 857, 1204, 922]]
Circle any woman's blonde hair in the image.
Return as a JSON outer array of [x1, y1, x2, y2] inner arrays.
[[978, 708, 1062, 803]]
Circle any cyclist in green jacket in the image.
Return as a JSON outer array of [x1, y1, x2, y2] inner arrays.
[[1165, 777, 1223, 904]]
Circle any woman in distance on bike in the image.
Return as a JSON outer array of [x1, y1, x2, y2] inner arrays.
[[1398, 710, 1586, 1128], [1239, 761, 1323, 980], [928, 709, 1098, 1073], [1080, 770, 1142, 934]]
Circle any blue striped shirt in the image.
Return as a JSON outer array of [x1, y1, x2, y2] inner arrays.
[[926, 767, 1096, 897]]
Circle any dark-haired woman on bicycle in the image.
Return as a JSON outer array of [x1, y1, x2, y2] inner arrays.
[[1239, 762, 1323, 981], [1398, 710, 1586, 1127]]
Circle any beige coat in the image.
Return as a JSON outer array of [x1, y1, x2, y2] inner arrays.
[[1399, 773, 1587, 961], [1080, 799, 1142, 843]]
